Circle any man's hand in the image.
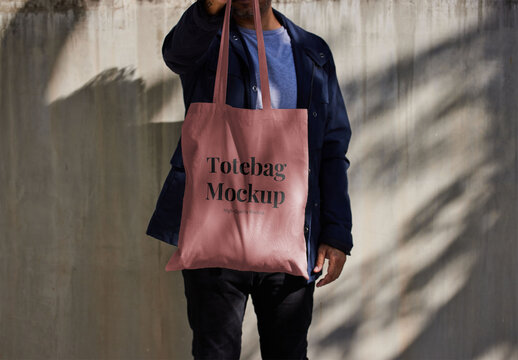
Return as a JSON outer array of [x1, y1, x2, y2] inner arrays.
[[313, 244, 347, 287], [204, 0, 227, 16]]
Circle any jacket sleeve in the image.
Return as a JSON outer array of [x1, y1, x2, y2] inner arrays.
[[318, 51, 354, 256], [162, 0, 224, 75]]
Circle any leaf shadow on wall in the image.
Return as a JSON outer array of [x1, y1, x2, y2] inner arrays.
[[0, 0, 189, 358], [309, 2, 518, 360]]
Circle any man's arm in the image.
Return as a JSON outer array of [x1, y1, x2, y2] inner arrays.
[[313, 50, 353, 287], [162, 0, 226, 75]]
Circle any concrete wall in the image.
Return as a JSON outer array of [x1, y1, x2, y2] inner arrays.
[[1, 0, 516, 359]]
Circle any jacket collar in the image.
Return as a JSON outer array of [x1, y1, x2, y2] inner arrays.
[[227, 7, 328, 109], [272, 8, 328, 67]]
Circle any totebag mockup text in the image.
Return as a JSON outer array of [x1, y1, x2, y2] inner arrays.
[[205, 156, 287, 208]]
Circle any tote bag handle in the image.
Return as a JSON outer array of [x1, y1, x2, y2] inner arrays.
[[213, 0, 272, 110]]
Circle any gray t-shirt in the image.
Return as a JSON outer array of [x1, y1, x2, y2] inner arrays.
[[237, 25, 297, 110]]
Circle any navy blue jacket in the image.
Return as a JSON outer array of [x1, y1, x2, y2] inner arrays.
[[146, 0, 353, 282]]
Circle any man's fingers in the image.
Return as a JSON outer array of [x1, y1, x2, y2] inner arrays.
[[326, 256, 340, 281], [204, 0, 227, 16], [316, 269, 337, 288], [316, 273, 332, 287], [316, 250, 347, 287], [313, 247, 326, 273], [316, 276, 327, 287]]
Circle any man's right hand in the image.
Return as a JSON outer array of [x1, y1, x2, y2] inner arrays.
[[204, 0, 227, 16]]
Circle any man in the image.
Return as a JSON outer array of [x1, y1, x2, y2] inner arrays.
[[146, 0, 353, 358]]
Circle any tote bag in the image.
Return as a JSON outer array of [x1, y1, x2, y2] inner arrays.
[[165, 0, 309, 279]]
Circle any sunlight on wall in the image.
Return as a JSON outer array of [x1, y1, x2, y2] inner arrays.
[[1, 0, 516, 359], [42, 1, 186, 124], [243, 1, 515, 360]]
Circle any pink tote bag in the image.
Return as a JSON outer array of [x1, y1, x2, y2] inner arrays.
[[165, 0, 309, 279]]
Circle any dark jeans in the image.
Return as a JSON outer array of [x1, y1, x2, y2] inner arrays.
[[182, 268, 315, 360]]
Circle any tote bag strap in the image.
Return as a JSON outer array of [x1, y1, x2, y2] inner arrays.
[[213, 0, 272, 110]]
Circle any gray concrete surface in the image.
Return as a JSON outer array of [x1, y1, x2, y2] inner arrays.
[[1, 0, 517, 359]]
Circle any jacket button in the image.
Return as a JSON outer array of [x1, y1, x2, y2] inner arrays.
[[232, 35, 239, 41], [252, 85, 257, 92], [312, 111, 317, 117], [314, 202, 318, 207], [304, 225, 309, 234], [319, 52, 325, 58]]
